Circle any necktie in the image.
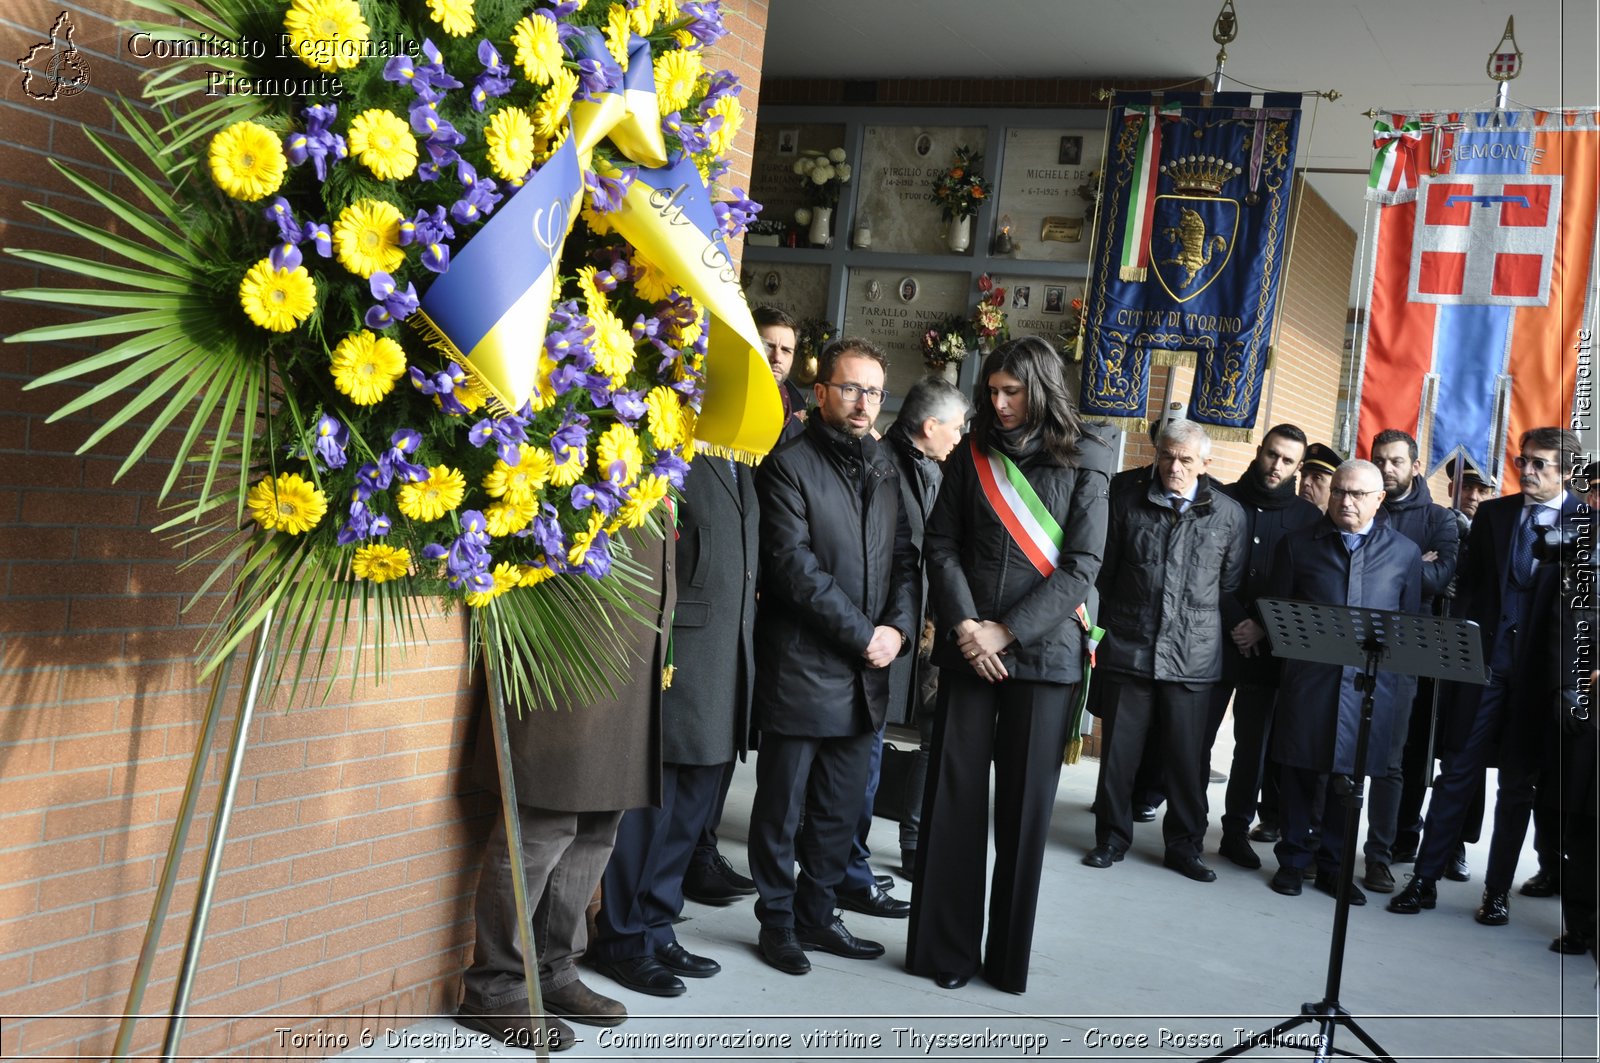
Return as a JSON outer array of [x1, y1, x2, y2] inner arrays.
[[1510, 507, 1538, 585], [1341, 531, 1363, 553], [727, 458, 739, 485], [1169, 494, 1188, 515]]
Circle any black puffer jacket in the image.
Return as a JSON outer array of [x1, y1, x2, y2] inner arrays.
[[1380, 476, 1459, 608], [1096, 467, 1247, 684], [752, 415, 918, 737], [1218, 473, 1323, 686], [924, 428, 1113, 683]]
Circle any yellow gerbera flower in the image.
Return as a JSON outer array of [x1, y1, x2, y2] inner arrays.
[[531, 68, 579, 137], [616, 472, 669, 528], [397, 464, 466, 522], [588, 304, 636, 388], [208, 121, 286, 202], [484, 496, 536, 537], [580, 203, 615, 236], [453, 372, 492, 414], [549, 444, 588, 486], [348, 110, 418, 181], [653, 50, 702, 115], [425, 0, 474, 36], [604, 4, 631, 70], [630, 254, 677, 304], [643, 385, 685, 448], [653, 0, 680, 23], [239, 259, 317, 333], [706, 95, 743, 157], [575, 265, 608, 311], [510, 13, 563, 85], [518, 560, 557, 587], [330, 330, 406, 405], [485, 106, 537, 181], [246, 472, 328, 535], [465, 562, 520, 607], [283, 0, 370, 72], [680, 408, 698, 460], [333, 199, 406, 278], [483, 448, 555, 503], [531, 126, 569, 165], [567, 510, 607, 567], [628, 0, 653, 35], [596, 423, 644, 484], [352, 543, 411, 582]]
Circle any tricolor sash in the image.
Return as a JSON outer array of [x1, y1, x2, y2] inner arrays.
[[971, 437, 1062, 579]]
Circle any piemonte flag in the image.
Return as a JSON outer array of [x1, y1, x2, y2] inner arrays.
[[1353, 108, 1599, 482]]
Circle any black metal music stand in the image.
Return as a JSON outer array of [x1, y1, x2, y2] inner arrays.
[[1201, 598, 1484, 1063]]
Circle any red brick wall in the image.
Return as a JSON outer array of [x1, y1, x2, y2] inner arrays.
[[0, 2, 769, 1059]]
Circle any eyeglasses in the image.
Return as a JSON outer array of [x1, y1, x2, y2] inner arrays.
[[823, 382, 888, 406], [1513, 455, 1557, 472], [1328, 487, 1380, 501]]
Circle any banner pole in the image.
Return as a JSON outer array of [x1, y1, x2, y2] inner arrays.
[[109, 653, 237, 1062], [159, 607, 278, 1062], [479, 611, 550, 1061]]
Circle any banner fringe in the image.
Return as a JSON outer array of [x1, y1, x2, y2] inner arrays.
[[1063, 736, 1083, 766], [1119, 266, 1148, 282], [1150, 348, 1196, 368], [694, 440, 767, 466], [1199, 424, 1257, 443]]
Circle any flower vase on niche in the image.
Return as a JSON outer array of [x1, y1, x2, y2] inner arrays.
[[809, 206, 833, 247], [947, 215, 972, 253], [940, 360, 960, 384]]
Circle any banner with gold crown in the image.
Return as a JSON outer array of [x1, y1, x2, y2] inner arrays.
[[1080, 91, 1302, 437]]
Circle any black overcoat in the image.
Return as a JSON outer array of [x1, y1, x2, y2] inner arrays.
[[883, 424, 941, 724]]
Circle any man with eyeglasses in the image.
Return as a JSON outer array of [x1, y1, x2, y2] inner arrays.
[[1390, 427, 1586, 928], [746, 337, 918, 976], [1362, 430, 1460, 896], [1264, 460, 1422, 902]]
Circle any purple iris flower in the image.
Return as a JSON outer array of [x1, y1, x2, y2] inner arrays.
[[303, 222, 333, 258], [530, 507, 566, 558], [680, 2, 729, 45], [286, 103, 347, 181], [365, 272, 420, 329], [268, 240, 303, 271], [311, 414, 349, 470], [263, 197, 299, 241], [576, 533, 613, 579], [548, 363, 586, 397], [651, 451, 691, 488], [471, 41, 515, 112], [445, 512, 492, 587], [379, 429, 429, 485], [611, 389, 647, 423], [568, 28, 622, 100], [582, 374, 614, 408], [469, 412, 528, 464], [662, 112, 711, 154], [422, 542, 449, 561], [410, 363, 472, 416], [713, 190, 762, 239], [703, 69, 740, 104], [551, 411, 589, 457], [451, 176, 503, 226], [584, 168, 636, 213], [420, 242, 450, 273], [337, 498, 372, 545], [383, 54, 419, 88]]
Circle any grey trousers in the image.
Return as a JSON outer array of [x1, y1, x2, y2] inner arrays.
[[463, 804, 625, 1010]]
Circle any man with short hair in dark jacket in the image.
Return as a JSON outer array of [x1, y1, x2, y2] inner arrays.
[[1084, 419, 1247, 882], [1362, 428, 1458, 894], [746, 337, 918, 976], [1209, 423, 1324, 870]]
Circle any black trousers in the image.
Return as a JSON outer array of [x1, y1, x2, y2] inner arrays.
[[1218, 683, 1280, 836], [1364, 681, 1416, 863], [689, 759, 739, 871], [905, 672, 1073, 993], [1093, 677, 1211, 857], [1275, 767, 1345, 873], [748, 731, 874, 929], [591, 761, 726, 963], [1416, 674, 1512, 881]]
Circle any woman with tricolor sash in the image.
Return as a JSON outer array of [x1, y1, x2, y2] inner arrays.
[[905, 336, 1113, 993]]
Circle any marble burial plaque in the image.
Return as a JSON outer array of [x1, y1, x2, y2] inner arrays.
[[842, 267, 970, 400], [996, 127, 1105, 262], [750, 123, 848, 230], [856, 125, 987, 256], [739, 262, 830, 324], [992, 273, 1087, 351]]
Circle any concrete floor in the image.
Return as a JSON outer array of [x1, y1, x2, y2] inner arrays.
[[333, 733, 1599, 1061]]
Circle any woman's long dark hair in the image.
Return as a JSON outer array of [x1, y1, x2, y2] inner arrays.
[[970, 335, 1095, 465]]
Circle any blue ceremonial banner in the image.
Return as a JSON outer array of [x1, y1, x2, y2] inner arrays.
[[1080, 92, 1302, 437]]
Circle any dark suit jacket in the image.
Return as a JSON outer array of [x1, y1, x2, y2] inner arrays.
[[661, 458, 758, 765]]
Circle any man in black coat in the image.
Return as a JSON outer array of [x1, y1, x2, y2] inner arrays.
[[589, 457, 759, 997], [1263, 459, 1423, 902], [746, 337, 918, 975], [1208, 423, 1323, 871], [1084, 418, 1246, 883], [1361, 429, 1458, 893], [1389, 427, 1587, 925]]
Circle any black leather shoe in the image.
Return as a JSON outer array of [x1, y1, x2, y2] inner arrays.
[[594, 956, 685, 998], [836, 883, 911, 919], [457, 1003, 575, 1052], [1219, 833, 1261, 870], [1387, 875, 1437, 913], [757, 927, 810, 975], [874, 873, 895, 891], [1551, 931, 1588, 954], [540, 978, 628, 1026], [1520, 869, 1559, 897], [1391, 831, 1420, 863], [683, 854, 757, 904], [1363, 861, 1395, 893], [1248, 822, 1281, 843], [934, 972, 970, 989], [1444, 846, 1471, 882], [1133, 804, 1159, 822], [1163, 851, 1217, 882], [1081, 845, 1123, 868], [1313, 870, 1366, 906], [1474, 889, 1510, 925], [1270, 867, 1303, 896], [900, 849, 917, 875], [795, 917, 884, 959], [656, 940, 720, 978]]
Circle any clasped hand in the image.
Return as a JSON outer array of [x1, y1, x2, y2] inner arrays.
[[863, 625, 903, 669], [956, 619, 1014, 683]]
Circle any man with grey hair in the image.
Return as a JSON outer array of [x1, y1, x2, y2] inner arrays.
[[1264, 459, 1422, 901], [1085, 419, 1247, 882]]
